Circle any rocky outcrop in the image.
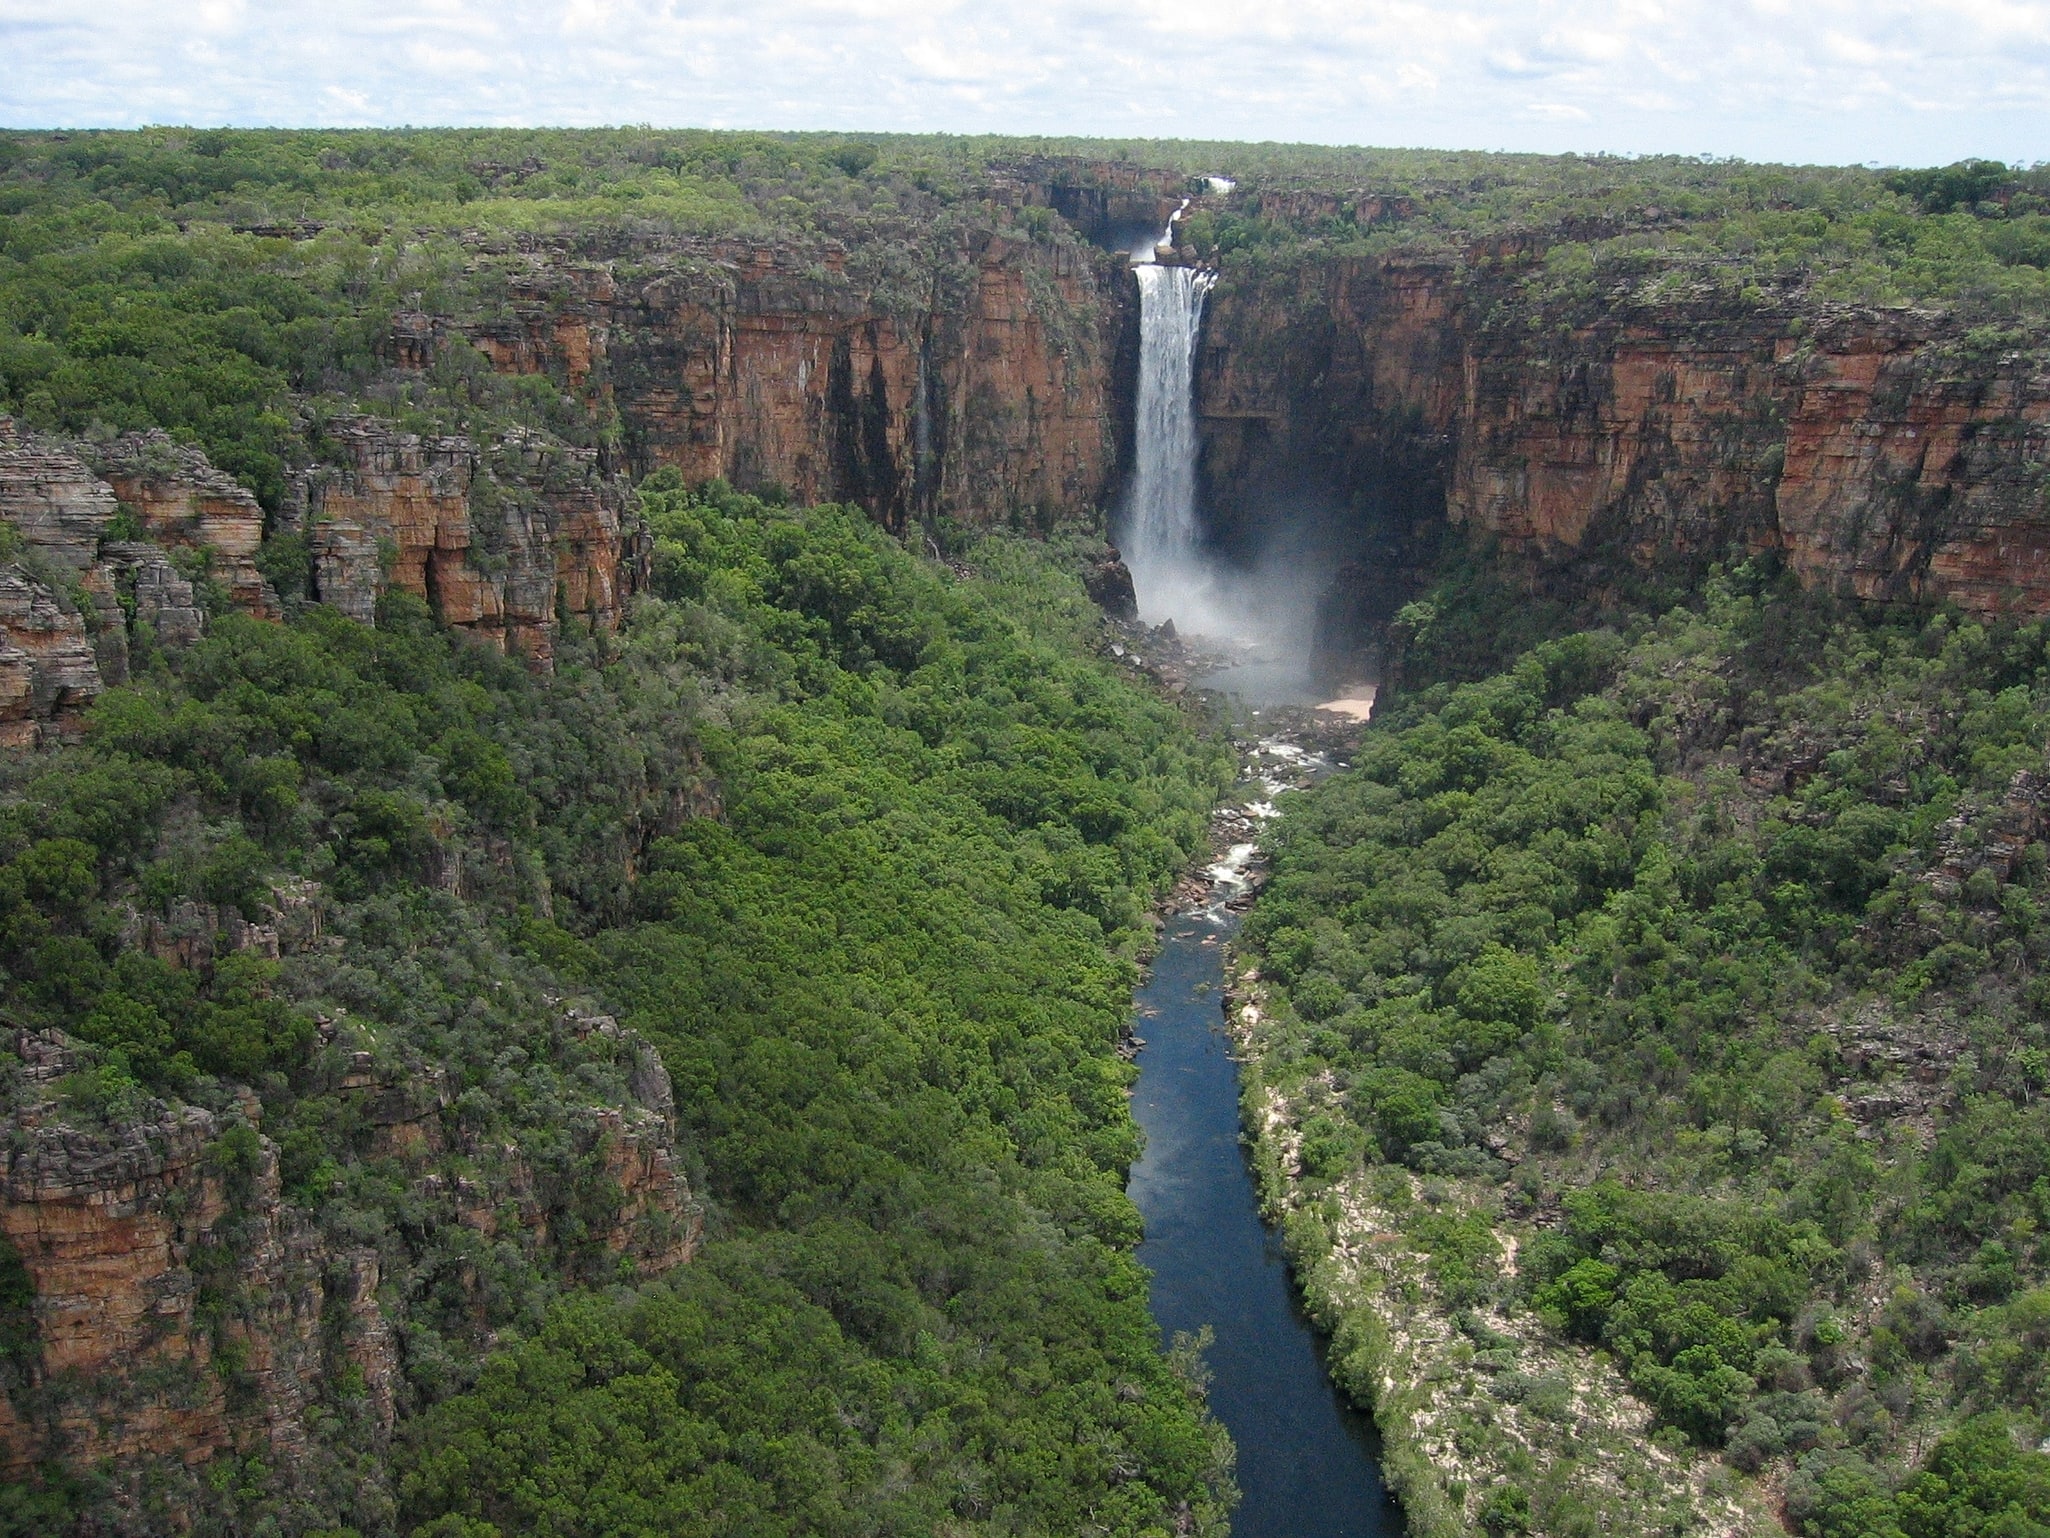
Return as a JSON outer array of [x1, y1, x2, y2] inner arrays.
[[433, 232, 1133, 536], [292, 416, 630, 668], [125, 878, 321, 971], [0, 1012, 699, 1482], [1772, 319, 2050, 611], [0, 422, 269, 742], [0, 568, 101, 748], [0, 423, 128, 733], [0, 409, 635, 724], [1195, 253, 2050, 623], [0, 425, 121, 581], [979, 156, 1188, 249], [1082, 544, 1140, 621], [90, 430, 280, 619], [1448, 293, 2050, 611], [0, 1034, 395, 1479], [103, 541, 206, 649]]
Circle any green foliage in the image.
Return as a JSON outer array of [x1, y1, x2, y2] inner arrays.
[[0, 1234, 34, 1375], [2, 128, 2043, 519], [1532, 1257, 1620, 1341], [1249, 566, 2050, 1493], [0, 1468, 80, 1538], [1791, 1416, 2050, 1538], [1161, 145, 2050, 318], [404, 1236, 1224, 1537], [1886, 160, 2017, 215], [1478, 1483, 1532, 1535], [2, 481, 1231, 1533], [394, 492, 1232, 1536]]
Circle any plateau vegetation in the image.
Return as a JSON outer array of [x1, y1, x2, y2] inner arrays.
[[5, 125, 2050, 1538]]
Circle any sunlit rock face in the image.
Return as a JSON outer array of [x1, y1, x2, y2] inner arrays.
[[1195, 254, 2050, 624], [0, 567, 100, 747], [0, 424, 280, 743], [90, 430, 280, 620], [289, 415, 630, 669], [0, 1013, 700, 1485], [0, 424, 125, 744], [437, 232, 1135, 536], [0, 412, 639, 713]]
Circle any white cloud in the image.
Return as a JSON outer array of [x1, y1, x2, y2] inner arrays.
[[0, 0, 2043, 163]]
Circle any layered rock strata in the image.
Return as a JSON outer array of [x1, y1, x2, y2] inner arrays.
[[290, 416, 630, 668], [435, 231, 1132, 535], [0, 1013, 699, 1480], [0, 423, 124, 744], [89, 430, 280, 619], [1195, 255, 2050, 621], [0, 568, 101, 748], [0, 414, 635, 743], [0, 1043, 388, 1479]]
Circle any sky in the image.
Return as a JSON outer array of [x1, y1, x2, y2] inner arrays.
[[1, 0, 2046, 168]]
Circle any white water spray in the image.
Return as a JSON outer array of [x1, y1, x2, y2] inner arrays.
[[1117, 188, 1371, 711], [1124, 260, 1216, 605], [1121, 193, 1239, 629]]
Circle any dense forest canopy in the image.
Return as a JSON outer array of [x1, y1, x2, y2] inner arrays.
[[0, 479, 1236, 1534], [1241, 568, 2050, 1536], [6, 125, 2050, 1538]]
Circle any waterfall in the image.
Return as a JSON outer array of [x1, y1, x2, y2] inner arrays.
[[912, 340, 934, 509], [1114, 180, 1343, 703], [1122, 259, 1215, 621]]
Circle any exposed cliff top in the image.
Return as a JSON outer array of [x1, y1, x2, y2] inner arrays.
[[1, 127, 2042, 528]]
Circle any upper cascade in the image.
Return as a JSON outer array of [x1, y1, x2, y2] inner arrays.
[[1131, 196, 1194, 265]]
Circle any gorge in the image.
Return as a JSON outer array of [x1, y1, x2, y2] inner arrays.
[[7, 147, 2046, 740], [2, 130, 2050, 1538]]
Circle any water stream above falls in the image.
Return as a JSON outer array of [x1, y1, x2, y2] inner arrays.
[[1125, 703, 1401, 1538]]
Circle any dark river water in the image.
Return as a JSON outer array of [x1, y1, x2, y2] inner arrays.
[[1127, 908, 1403, 1538]]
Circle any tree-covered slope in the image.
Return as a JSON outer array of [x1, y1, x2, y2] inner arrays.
[[1240, 567, 2050, 1536], [0, 479, 1234, 1536], [400, 484, 1238, 1537]]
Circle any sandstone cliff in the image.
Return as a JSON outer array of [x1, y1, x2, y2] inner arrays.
[[0, 424, 124, 744], [0, 423, 275, 743], [0, 1008, 699, 1490], [1194, 252, 2050, 624], [418, 229, 1133, 536], [286, 415, 632, 667], [0, 412, 640, 745], [87, 430, 279, 621]]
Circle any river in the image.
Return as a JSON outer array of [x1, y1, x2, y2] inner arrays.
[[1126, 703, 1402, 1538]]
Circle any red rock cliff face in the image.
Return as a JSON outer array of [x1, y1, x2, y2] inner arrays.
[[0, 1037, 393, 1481], [0, 424, 223, 744], [288, 416, 631, 668], [433, 232, 1131, 534], [88, 431, 280, 620], [0, 412, 635, 710], [1196, 254, 2050, 619], [0, 1013, 699, 1487]]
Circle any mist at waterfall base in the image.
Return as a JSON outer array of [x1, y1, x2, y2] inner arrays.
[[1117, 249, 1355, 708]]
